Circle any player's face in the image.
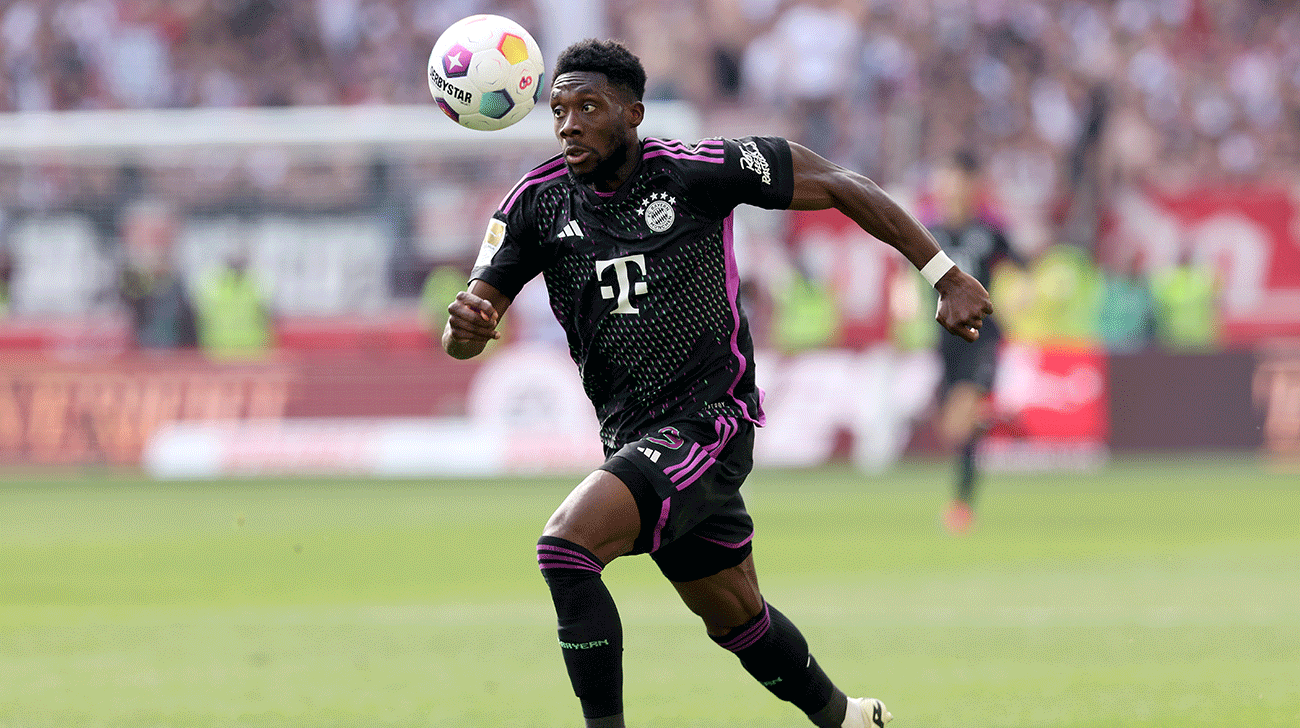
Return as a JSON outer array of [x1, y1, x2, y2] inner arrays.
[[550, 72, 644, 190]]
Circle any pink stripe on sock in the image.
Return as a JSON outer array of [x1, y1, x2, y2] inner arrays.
[[538, 561, 602, 573], [718, 604, 770, 652], [537, 544, 603, 571], [538, 553, 604, 570]]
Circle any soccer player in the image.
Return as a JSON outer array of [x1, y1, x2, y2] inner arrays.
[[925, 151, 1026, 534], [443, 39, 991, 728]]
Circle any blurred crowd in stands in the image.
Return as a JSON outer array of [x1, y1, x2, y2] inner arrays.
[[0, 0, 1294, 356], [3, 0, 1295, 185]]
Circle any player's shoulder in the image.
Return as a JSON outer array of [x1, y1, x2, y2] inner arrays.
[[640, 135, 789, 186], [498, 152, 569, 215], [641, 135, 788, 160], [641, 136, 729, 167]]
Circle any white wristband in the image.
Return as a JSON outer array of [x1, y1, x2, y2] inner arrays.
[[920, 250, 955, 287]]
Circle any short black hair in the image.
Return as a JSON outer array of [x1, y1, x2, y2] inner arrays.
[[553, 39, 647, 101]]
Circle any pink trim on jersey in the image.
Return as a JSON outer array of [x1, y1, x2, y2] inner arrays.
[[500, 158, 567, 213], [663, 443, 703, 476], [643, 150, 726, 163], [642, 138, 725, 163], [663, 416, 739, 492], [650, 498, 672, 553], [695, 530, 754, 549], [669, 447, 712, 484], [644, 137, 724, 151], [722, 213, 765, 426], [673, 456, 717, 491]]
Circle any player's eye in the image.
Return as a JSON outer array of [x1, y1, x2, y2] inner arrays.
[[551, 105, 563, 117], [582, 103, 596, 113]]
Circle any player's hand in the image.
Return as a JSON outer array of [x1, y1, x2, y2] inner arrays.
[[934, 268, 993, 342], [445, 290, 502, 346]]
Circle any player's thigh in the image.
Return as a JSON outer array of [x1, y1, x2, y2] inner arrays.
[[669, 553, 763, 635], [543, 469, 640, 564]]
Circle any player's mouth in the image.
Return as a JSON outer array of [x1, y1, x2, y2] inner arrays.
[[564, 145, 594, 166]]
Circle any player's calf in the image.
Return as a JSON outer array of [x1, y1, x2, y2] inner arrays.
[[537, 535, 626, 727], [709, 601, 856, 728]]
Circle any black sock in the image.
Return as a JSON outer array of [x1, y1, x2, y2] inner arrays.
[[711, 602, 847, 728], [537, 536, 624, 726], [956, 437, 978, 504]]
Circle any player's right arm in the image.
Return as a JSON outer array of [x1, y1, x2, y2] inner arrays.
[[785, 141, 992, 342], [443, 169, 549, 359], [442, 279, 510, 359]]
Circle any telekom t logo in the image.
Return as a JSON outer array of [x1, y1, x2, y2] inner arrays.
[[596, 254, 648, 314]]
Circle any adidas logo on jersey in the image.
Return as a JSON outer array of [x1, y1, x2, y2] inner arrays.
[[556, 220, 584, 239], [636, 446, 662, 463]]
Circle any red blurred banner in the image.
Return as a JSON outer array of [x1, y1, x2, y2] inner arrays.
[[788, 209, 893, 347], [1105, 186, 1300, 343], [982, 345, 1110, 470]]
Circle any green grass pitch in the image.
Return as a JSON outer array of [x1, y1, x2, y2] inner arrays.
[[1, 456, 1297, 727]]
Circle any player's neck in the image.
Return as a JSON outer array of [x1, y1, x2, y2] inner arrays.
[[583, 139, 642, 194]]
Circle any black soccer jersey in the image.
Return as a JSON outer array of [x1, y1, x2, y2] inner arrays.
[[928, 218, 1023, 345], [470, 136, 795, 451]]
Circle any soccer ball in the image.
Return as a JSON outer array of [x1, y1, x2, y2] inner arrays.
[[427, 14, 545, 131]]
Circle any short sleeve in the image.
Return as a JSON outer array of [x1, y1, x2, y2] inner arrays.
[[468, 205, 543, 301], [693, 136, 794, 215]]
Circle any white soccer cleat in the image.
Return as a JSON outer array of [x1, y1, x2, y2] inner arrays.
[[848, 697, 892, 728]]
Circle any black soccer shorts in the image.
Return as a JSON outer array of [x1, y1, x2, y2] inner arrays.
[[600, 411, 756, 582], [941, 328, 1000, 394]]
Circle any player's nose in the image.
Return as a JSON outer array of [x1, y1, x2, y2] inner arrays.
[[557, 110, 581, 137]]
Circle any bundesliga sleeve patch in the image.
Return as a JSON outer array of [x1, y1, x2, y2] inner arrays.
[[474, 219, 507, 269]]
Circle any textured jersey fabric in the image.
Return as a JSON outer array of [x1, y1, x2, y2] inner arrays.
[[471, 136, 794, 450], [928, 218, 1020, 346]]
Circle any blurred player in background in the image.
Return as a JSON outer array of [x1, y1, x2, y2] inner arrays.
[[443, 39, 991, 728], [927, 150, 1026, 534]]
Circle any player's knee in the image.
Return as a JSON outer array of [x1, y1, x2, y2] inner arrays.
[[537, 534, 606, 580], [938, 403, 978, 445], [937, 417, 972, 447], [541, 505, 575, 542]]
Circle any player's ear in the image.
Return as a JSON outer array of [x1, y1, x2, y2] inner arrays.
[[626, 100, 645, 129]]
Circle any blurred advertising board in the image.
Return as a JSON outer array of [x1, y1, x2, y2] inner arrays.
[[0, 352, 476, 466], [1109, 348, 1262, 452], [1254, 344, 1300, 465], [1, 343, 1271, 475], [0, 355, 294, 465], [145, 419, 602, 479], [982, 345, 1110, 471], [144, 344, 600, 478]]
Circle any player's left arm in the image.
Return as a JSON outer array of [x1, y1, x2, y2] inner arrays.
[[786, 141, 992, 341]]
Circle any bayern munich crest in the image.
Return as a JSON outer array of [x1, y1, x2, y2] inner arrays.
[[638, 192, 676, 233]]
